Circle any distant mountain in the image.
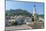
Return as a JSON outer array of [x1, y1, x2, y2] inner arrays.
[[5, 9, 32, 17]]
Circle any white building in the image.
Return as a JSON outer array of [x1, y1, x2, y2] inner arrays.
[[25, 17, 32, 24]]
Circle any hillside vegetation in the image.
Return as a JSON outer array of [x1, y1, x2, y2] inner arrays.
[[5, 9, 32, 17], [5, 9, 44, 18]]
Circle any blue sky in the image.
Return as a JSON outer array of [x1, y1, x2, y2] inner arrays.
[[6, 1, 44, 15]]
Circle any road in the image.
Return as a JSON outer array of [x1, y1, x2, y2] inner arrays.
[[5, 24, 32, 31]]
